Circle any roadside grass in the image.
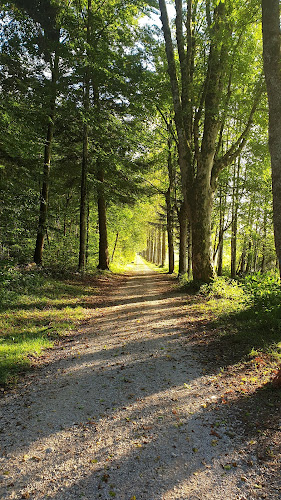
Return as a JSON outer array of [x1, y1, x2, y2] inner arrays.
[[182, 273, 281, 367], [0, 264, 97, 386]]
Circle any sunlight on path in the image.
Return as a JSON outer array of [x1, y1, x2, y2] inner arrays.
[[0, 266, 272, 500], [124, 254, 152, 273]]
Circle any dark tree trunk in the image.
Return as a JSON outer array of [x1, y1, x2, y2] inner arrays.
[[78, 106, 89, 271], [34, 42, 59, 265], [78, 0, 91, 272], [111, 232, 119, 262], [97, 166, 109, 270]]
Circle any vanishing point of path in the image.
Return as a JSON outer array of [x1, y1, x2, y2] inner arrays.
[[0, 257, 279, 499]]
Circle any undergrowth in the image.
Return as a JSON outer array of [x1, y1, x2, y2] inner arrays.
[[0, 262, 98, 386], [184, 272, 281, 365]]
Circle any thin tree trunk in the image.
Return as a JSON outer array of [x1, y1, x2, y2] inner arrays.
[[148, 231, 153, 262], [86, 199, 90, 266], [261, 211, 267, 272], [187, 222, 192, 279], [152, 230, 156, 264], [166, 124, 175, 274], [231, 157, 240, 278], [166, 191, 175, 274], [97, 166, 109, 270], [157, 226, 162, 265], [78, 0, 91, 272], [34, 41, 59, 265], [178, 202, 188, 275], [111, 232, 119, 262], [216, 183, 225, 276], [161, 226, 166, 267]]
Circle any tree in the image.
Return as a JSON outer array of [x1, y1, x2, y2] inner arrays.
[[261, 0, 281, 382], [158, 0, 262, 280], [262, 0, 281, 276]]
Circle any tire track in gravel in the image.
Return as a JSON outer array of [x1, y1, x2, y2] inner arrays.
[[0, 257, 276, 499]]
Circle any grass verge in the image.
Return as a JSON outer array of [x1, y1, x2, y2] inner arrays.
[[0, 263, 101, 387]]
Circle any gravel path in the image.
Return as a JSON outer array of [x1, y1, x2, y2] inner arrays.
[[0, 257, 279, 499]]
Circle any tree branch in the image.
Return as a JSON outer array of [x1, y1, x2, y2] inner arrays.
[[211, 77, 264, 188]]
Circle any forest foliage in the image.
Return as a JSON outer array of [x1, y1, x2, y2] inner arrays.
[[0, 0, 281, 385]]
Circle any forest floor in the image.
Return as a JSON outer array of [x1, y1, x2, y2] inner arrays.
[[0, 256, 280, 500]]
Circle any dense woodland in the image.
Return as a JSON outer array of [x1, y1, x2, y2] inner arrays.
[[0, 0, 280, 282], [0, 0, 281, 387]]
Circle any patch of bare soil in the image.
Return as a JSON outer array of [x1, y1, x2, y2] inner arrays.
[[0, 257, 280, 499]]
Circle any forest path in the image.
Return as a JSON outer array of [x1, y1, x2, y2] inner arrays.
[[0, 258, 276, 499]]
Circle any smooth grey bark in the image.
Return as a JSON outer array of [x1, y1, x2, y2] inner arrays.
[[262, 0, 281, 276]]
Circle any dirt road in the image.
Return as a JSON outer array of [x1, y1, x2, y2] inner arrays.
[[0, 258, 279, 499]]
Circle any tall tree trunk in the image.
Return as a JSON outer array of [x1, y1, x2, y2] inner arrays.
[[262, 0, 281, 276], [261, 211, 267, 272], [187, 222, 192, 279], [78, 0, 91, 272], [34, 40, 59, 264], [78, 92, 89, 271], [231, 157, 240, 278], [161, 226, 166, 267], [159, 0, 260, 282], [246, 241, 253, 274], [216, 183, 226, 276], [166, 189, 174, 273], [152, 229, 157, 264], [148, 231, 153, 262], [157, 226, 162, 265], [111, 232, 119, 262], [97, 166, 109, 270], [178, 202, 188, 275], [86, 200, 90, 266], [191, 180, 214, 281], [166, 123, 175, 274]]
